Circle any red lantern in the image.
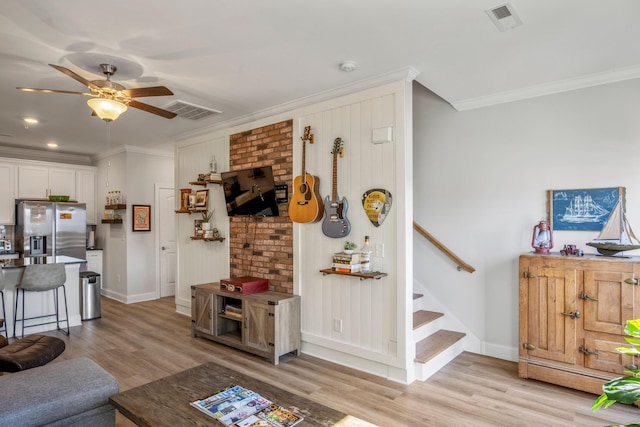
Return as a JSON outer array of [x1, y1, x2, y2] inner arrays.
[[532, 220, 553, 254]]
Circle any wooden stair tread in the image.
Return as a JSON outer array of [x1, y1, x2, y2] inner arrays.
[[413, 310, 443, 330], [412, 293, 423, 300], [415, 330, 466, 364]]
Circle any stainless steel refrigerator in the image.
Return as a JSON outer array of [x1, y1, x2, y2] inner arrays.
[[16, 200, 87, 260]]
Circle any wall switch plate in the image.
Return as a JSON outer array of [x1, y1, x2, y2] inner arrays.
[[333, 318, 342, 333], [372, 126, 394, 144]]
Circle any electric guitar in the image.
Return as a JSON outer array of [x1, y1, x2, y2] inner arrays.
[[289, 126, 324, 223], [322, 137, 351, 238]]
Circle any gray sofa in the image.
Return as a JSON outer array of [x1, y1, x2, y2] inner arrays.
[[0, 357, 119, 426]]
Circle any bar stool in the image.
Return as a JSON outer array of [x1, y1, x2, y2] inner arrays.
[[0, 278, 5, 340], [13, 263, 70, 338], [0, 268, 24, 339]]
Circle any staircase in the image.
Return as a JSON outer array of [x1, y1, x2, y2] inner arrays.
[[412, 292, 466, 381]]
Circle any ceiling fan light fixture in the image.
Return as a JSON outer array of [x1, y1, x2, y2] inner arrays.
[[87, 98, 128, 122]]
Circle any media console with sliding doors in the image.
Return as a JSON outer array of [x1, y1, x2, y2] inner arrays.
[[190, 282, 301, 365]]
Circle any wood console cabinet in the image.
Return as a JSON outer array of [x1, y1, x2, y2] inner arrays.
[[191, 282, 301, 365], [519, 253, 640, 394]]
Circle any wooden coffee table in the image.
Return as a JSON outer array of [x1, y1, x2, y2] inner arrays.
[[109, 361, 375, 426]]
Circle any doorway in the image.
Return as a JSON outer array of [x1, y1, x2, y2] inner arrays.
[[155, 184, 176, 297]]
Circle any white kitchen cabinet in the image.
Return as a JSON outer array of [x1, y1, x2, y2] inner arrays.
[[17, 163, 97, 224], [49, 167, 76, 198], [76, 170, 97, 224], [18, 165, 76, 200], [0, 162, 16, 224], [86, 250, 103, 277]]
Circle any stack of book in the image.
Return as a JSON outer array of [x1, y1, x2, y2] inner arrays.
[[332, 252, 361, 273]]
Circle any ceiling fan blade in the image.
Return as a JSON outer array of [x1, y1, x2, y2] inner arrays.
[[17, 87, 92, 96], [128, 100, 177, 119], [49, 64, 101, 91], [123, 86, 173, 98]]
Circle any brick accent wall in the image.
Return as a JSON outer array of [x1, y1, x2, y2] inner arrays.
[[228, 119, 293, 294]]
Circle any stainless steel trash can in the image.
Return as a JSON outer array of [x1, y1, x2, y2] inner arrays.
[[80, 271, 101, 320]]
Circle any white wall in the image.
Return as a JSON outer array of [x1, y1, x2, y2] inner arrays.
[[96, 151, 127, 298], [176, 79, 414, 382], [125, 150, 174, 301], [174, 136, 230, 313], [96, 147, 174, 303], [413, 78, 640, 361]]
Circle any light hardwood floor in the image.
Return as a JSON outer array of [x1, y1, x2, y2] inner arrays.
[[42, 296, 640, 426]]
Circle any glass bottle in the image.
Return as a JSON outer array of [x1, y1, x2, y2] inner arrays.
[[360, 236, 372, 273], [210, 155, 218, 173]]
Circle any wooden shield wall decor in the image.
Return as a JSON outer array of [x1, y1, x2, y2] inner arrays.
[[362, 189, 392, 227]]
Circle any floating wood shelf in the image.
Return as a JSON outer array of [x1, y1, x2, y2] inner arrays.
[[320, 268, 387, 280], [104, 204, 126, 210], [190, 236, 225, 242], [189, 179, 222, 186], [101, 219, 123, 224], [175, 209, 208, 214]]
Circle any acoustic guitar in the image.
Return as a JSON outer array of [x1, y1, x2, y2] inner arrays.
[[289, 126, 324, 223], [322, 137, 351, 238]]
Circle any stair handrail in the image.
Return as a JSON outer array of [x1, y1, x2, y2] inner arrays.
[[413, 221, 475, 273]]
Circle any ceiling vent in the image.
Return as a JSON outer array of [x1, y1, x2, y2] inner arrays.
[[485, 2, 523, 32], [163, 100, 222, 120]]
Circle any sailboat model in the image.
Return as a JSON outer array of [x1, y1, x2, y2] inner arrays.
[[586, 201, 640, 255]]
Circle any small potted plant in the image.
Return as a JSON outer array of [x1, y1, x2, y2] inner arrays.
[[344, 241, 357, 254], [201, 210, 214, 231]]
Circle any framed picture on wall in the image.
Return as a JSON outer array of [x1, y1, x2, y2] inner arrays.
[[195, 189, 209, 211], [132, 205, 151, 232], [548, 187, 624, 231]]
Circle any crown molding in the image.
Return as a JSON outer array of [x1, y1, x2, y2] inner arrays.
[[0, 144, 92, 165], [122, 145, 173, 158], [176, 66, 420, 142], [451, 64, 640, 111], [93, 144, 173, 160]]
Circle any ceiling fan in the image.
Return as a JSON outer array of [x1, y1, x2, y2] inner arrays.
[[17, 63, 177, 121]]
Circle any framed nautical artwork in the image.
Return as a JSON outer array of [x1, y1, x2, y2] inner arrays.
[[548, 187, 625, 231]]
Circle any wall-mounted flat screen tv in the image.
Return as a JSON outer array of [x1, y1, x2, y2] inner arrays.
[[221, 166, 280, 217]]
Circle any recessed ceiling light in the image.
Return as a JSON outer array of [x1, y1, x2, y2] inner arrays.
[[339, 61, 357, 72], [47, 142, 58, 148], [23, 117, 39, 125]]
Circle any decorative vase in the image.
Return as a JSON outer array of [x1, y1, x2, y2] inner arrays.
[[344, 249, 354, 254], [202, 222, 211, 231]]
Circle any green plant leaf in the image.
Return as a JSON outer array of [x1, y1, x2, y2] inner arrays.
[[624, 337, 640, 346], [624, 319, 640, 337], [615, 346, 640, 355], [601, 376, 640, 405], [592, 393, 611, 411]]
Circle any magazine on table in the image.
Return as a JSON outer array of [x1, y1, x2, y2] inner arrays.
[[190, 385, 303, 427], [235, 403, 304, 427]]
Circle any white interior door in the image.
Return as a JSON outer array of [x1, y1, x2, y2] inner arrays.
[[158, 186, 176, 297]]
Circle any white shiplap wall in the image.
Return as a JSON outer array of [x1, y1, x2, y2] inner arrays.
[[175, 136, 229, 313], [175, 80, 412, 381], [296, 85, 409, 380]]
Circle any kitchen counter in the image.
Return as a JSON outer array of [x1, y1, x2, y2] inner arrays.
[[1, 255, 86, 269], [1, 256, 86, 335], [0, 252, 19, 260]]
